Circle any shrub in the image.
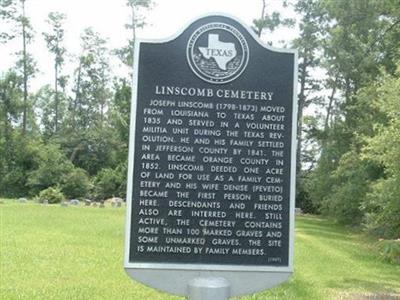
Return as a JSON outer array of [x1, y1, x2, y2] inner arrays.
[[320, 151, 370, 225], [296, 174, 317, 214], [362, 177, 400, 238], [27, 143, 74, 194], [38, 187, 65, 204], [93, 163, 126, 200], [0, 136, 43, 197], [61, 168, 91, 199], [376, 239, 400, 264]]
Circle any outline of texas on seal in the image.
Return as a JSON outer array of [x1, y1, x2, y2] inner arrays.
[[187, 22, 249, 84]]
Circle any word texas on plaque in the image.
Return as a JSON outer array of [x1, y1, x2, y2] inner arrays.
[[124, 14, 298, 298]]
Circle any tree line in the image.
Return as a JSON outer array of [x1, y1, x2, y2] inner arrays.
[[0, 0, 151, 202], [1, 0, 399, 238], [287, 0, 400, 239]]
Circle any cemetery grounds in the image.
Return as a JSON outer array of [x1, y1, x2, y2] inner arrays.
[[0, 199, 399, 300]]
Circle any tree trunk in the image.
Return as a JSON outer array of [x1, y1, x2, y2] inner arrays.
[[73, 59, 82, 129], [1, 88, 10, 162], [324, 81, 337, 132], [22, 0, 27, 135], [130, 2, 136, 65], [296, 57, 308, 174], [54, 60, 59, 133], [257, 0, 267, 37]]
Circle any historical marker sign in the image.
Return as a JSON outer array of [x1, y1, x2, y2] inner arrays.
[[125, 14, 298, 297]]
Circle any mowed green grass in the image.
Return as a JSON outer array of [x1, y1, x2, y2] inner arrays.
[[1, 200, 399, 300]]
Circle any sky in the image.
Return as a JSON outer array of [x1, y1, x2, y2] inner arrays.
[[0, 0, 298, 92]]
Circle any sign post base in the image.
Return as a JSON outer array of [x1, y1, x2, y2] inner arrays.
[[188, 277, 230, 300]]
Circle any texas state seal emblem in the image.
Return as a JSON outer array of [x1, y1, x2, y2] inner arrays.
[[187, 22, 249, 84]]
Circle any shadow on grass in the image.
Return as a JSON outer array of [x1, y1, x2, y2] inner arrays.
[[297, 226, 353, 242], [327, 278, 400, 295], [296, 216, 400, 297], [297, 216, 351, 235], [297, 217, 388, 260], [296, 217, 363, 249]]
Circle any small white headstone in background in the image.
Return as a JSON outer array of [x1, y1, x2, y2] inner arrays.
[[69, 199, 80, 206], [295, 208, 303, 215], [111, 197, 123, 208]]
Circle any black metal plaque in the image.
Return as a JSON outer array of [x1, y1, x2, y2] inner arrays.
[[126, 15, 297, 269]]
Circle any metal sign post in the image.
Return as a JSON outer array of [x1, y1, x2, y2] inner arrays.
[[188, 277, 230, 300], [124, 13, 298, 299]]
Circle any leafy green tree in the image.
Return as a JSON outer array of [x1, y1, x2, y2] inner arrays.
[[0, 71, 40, 197], [27, 143, 74, 194], [304, 0, 400, 226], [1, 0, 36, 134], [61, 28, 118, 176], [291, 0, 326, 209], [252, 0, 294, 40], [61, 168, 91, 199], [110, 79, 131, 150], [0, 135, 42, 197], [35, 85, 66, 138], [0, 0, 156, 199], [70, 28, 111, 130], [0, 0, 17, 43], [0, 70, 22, 154], [62, 126, 121, 175], [93, 163, 126, 200], [16, 0, 36, 134], [114, 0, 153, 67], [43, 12, 67, 134], [362, 69, 400, 238], [320, 150, 371, 225]]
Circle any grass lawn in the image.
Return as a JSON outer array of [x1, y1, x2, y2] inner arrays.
[[1, 199, 399, 299]]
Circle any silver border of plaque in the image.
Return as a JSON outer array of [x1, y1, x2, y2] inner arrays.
[[124, 13, 298, 297]]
